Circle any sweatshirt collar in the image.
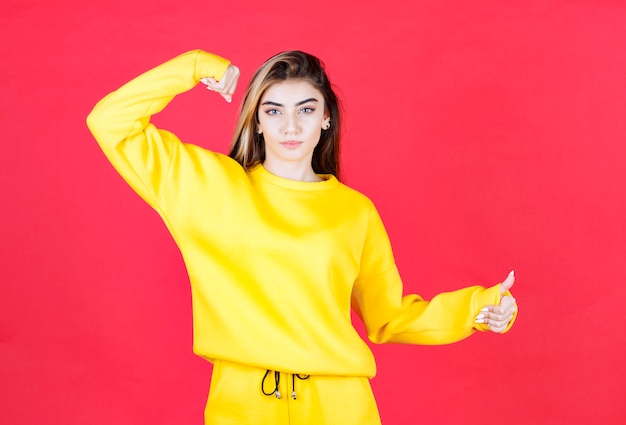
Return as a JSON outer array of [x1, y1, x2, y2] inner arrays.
[[249, 164, 339, 191]]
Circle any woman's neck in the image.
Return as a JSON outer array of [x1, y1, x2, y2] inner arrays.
[[262, 160, 323, 182]]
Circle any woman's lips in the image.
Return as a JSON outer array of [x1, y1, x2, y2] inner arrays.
[[280, 141, 303, 149]]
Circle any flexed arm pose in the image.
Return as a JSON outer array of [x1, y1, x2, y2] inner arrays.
[[87, 49, 518, 425]]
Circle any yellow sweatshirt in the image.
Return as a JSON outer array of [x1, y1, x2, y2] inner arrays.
[[86, 50, 514, 377]]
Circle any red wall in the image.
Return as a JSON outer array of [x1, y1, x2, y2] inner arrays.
[[1, 1, 625, 424]]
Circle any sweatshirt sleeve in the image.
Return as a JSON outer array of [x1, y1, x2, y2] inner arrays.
[[351, 207, 517, 345], [86, 50, 231, 209]]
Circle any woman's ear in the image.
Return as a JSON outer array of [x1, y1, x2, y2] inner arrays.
[[322, 117, 331, 130]]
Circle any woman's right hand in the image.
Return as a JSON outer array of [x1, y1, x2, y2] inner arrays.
[[200, 64, 240, 103]]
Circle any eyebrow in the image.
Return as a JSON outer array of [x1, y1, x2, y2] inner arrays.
[[261, 98, 319, 107]]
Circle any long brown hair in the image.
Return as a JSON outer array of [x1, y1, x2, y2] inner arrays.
[[229, 51, 342, 179]]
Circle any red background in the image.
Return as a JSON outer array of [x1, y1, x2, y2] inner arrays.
[[1, 0, 625, 424]]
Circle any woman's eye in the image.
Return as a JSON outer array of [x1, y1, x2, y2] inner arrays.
[[265, 109, 280, 115], [300, 107, 314, 114]]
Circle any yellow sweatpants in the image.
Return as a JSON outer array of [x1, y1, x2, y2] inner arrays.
[[204, 360, 382, 425]]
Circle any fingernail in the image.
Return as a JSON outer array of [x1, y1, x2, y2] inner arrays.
[[509, 270, 515, 276], [480, 307, 489, 312], [475, 314, 485, 320], [474, 319, 485, 324]]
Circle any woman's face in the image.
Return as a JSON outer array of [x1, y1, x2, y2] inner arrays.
[[257, 80, 329, 181]]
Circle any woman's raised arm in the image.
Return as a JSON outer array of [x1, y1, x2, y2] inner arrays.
[[86, 50, 237, 208]]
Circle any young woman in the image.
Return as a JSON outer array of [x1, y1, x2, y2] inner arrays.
[[87, 49, 517, 424]]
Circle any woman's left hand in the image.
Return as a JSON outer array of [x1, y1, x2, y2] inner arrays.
[[475, 271, 518, 333]]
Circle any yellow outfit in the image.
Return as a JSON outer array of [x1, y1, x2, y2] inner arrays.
[[205, 361, 381, 424], [87, 50, 515, 424]]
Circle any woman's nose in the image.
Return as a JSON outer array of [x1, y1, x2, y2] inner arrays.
[[283, 113, 300, 134]]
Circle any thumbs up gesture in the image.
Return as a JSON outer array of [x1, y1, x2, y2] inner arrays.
[[475, 271, 518, 333]]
